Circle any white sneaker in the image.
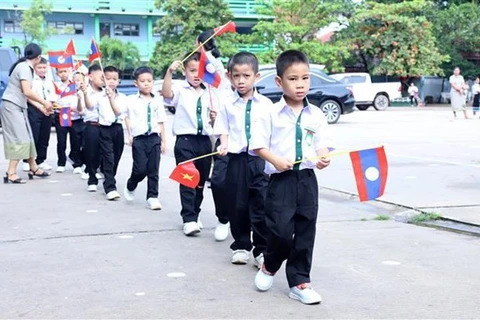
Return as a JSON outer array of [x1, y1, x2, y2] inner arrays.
[[96, 172, 104, 180], [106, 190, 121, 201], [87, 185, 97, 192], [38, 163, 52, 170], [197, 220, 204, 230], [253, 253, 264, 269], [183, 222, 201, 236], [56, 166, 65, 173], [123, 179, 135, 202], [288, 284, 322, 305], [22, 162, 30, 172], [146, 198, 162, 210], [255, 265, 275, 292], [81, 172, 89, 180], [214, 222, 230, 241], [231, 249, 250, 265], [73, 167, 83, 174]]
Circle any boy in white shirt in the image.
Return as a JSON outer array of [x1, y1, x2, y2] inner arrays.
[[124, 66, 167, 210]]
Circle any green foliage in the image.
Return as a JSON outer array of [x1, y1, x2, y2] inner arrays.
[[17, 0, 55, 47], [150, 0, 235, 75], [411, 212, 442, 223], [244, 0, 354, 71], [374, 214, 391, 221], [98, 36, 141, 71], [336, 0, 448, 76]]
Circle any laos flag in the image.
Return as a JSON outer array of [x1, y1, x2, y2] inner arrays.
[[349, 146, 388, 202], [48, 51, 74, 68], [198, 49, 221, 88], [59, 107, 72, 127]]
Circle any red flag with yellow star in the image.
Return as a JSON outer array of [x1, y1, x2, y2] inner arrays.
[[169, 161, 200, 189]]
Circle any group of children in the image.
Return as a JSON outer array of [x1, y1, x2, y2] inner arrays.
[[26, 38, 333, 304]]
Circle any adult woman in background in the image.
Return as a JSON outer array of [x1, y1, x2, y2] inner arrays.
[[449, 67, 469, 119], [1, 43, 53, 184]]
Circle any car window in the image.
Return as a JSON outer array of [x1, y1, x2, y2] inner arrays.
[[311, 74, 327, 86], [348, 76, 366, 84], [256, 73, 277, 88]]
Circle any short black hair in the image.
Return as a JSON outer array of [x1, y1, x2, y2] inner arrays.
[[276, 50, 309, 78], [104, 65, 120, 75], [88, 64, 102, 74], [38, 57, 48, 65], [183, 52, 200, 68], [133, 66, 154, 79], [227, 52, 259, 73]]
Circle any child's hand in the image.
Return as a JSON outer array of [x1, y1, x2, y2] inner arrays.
[[128, 135, 133, 146], [161, 142, 167, 154], [79, 82, 87, 94], [217, 144, 228, 156], [168, 61, 182, 74], [210, 109, 217, 121], [316, 157, 331, 170], [105, 86, 115, 98], [273, 157, 293, 172]]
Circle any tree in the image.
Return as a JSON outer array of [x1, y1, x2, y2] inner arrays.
[[14, 0, 55, 47], [244, 0, 355, 71], [336, 0, 447, 76], [150, 0, 235, 75], [98, 36, 141, 71]]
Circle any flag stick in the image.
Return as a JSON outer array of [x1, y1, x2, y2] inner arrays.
[[179, 151, 219, 165], [292, 150, 352, 165], [180, 21, 233, 64]]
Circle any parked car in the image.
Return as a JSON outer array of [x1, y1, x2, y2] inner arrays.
[[255, 69, 355, 124], [330, 72, 401, 111]]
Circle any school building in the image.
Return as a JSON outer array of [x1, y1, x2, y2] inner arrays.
[[0, 0, 267, 60]]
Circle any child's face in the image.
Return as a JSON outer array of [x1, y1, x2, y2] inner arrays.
[[74, 73, 85, 87], [104, 71, 120, 90], [228, 64, 259, 96], [275, 62, 310, 103], [184, 60, 201, 88], [89, 70, 104, 88], [475, 78, 480, 84], [35, 63, 48, 78], [135, 72, 154, 95], [56, 68, 69, 81]]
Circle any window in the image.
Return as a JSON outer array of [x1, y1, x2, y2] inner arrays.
[[114, 23, 139, 36], [311, 75, 327, 87], [256, 72, 277, 89], [100, 22, 111, 38], [47, 21, 84, 35], [4, 20, 22, 33]]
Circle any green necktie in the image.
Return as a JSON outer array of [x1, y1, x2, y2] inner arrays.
[[196, 97, 203, 135], [245, 99, 252, 145], [293, 100, 309, 170], [147, 102, 151, 134]]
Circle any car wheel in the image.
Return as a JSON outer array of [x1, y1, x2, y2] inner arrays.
[[167, 106, 176, 114], [320, 100, 341, 124], [356, 105, 369, 111], [373, 94, 389, 111]]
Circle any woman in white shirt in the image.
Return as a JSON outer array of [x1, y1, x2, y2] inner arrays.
[[449, 67, 469, 119]]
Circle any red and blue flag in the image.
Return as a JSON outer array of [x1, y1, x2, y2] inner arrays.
[[60, 83, 76, 98], [198, 49, 221, 88], [48, 51, 74, 68], [59, 107, 72, 127], [65, 39, 76, 55], [349, 146, 388, 202], [89, 39, 102, 63]]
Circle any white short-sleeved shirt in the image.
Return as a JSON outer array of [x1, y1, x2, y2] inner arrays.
[[99, 90, 128, 126], [164, 80, 219, 136], [449, 75, 465, 88], [250, 97, 334, 175], [83, 87, 101, 122], [214, 90, 273, 154], [2, 61, 34, 108], [56, 81, 82, 120], [32, 75, 56, 102], [126, 92, 167, 137]]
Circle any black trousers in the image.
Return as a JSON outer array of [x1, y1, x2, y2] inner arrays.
[[174, 135, 212, 223], [99, 123, 124, 193], [24, 103, 52, 165], [211, 139, 229, 224], [126, 134, 161, 199], [83, 123, 100, 186], [264, 169, 318, 288], [226, 152, 268, 257], [54, 114, 84, 168]]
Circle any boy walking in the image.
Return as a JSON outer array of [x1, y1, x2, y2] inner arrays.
[[162, 53, 218, 236], [124, 66, 167, 210], [98, 66, 127, 199], [251, 50, 333, 305], [215, 52, 271, 266]]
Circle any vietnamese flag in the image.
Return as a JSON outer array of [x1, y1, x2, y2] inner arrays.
[[169, 161, 200, 189], [214, 21, 236, 36], [65, 39, 76, 55]]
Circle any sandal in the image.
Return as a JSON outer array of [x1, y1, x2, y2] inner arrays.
[[28, 168, 51, 179], [3, 172, 27, 184]]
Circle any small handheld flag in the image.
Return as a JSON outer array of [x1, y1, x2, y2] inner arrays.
[[60, 83, 76, 98], [59, 107, 72, 127], [89, 39, 102, 63], [53, 81, 62, 95], [198, 49, 221, 88], [169, 162, 200, 189], [349, 146, 388, 202], [65, 39, 76, 55], [214, 21, 236, 36], [48, 51, 74, 68]]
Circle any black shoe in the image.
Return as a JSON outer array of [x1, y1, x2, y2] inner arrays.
[[3, 172, 27, 184], [28, 168, 51, 179]]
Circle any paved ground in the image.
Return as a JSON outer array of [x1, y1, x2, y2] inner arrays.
[[1, 106, 480, 318]]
